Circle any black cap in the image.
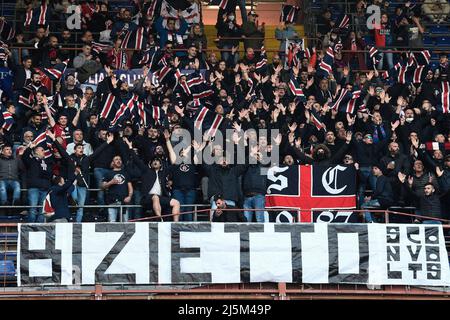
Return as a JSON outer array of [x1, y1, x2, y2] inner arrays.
[[213, 194, 224, 201]]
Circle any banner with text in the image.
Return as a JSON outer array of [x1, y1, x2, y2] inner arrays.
[[18, 223, 450, 287], [266, 165, 357, 222]]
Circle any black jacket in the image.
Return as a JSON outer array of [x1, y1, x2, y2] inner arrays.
[[203, 164, 247, 202], [53, 140, 110, 187], [22, 147, 53, 190], [419, 194, 442, 219], [48, 177, 75, 220], [12, 66, 30, 90], [373, 175, 394, 208], [212, 205, 247, 222], [242, 163, 267, 195], [90, 139, 119, 169], [354, 139, 389, 167], [380, 152, 411, 179], [130, 151, 171, 196]]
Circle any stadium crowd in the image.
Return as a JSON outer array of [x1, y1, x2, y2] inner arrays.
[[0, 0, 448, 223]]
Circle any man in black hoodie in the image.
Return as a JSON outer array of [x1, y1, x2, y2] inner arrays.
[[361, 164, 394, 223], [22, 142, 54, 223], [354, 132, 391, 207], [91, 130, 118, 206], [125, 138, 180, 222], [242, 152, 267, 222]]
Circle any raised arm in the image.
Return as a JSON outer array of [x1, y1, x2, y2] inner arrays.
[[42, 96, 56, 128], [88, 132, 115, 162], [163, 129, 177, 165], [48, 131, 71, 161], [72, 98, 87, 127], [123, 136, 147, 172]]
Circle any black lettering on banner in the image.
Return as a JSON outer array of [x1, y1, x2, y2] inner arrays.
[[427, 263, 441, 280], [274, 224, 315, 282], [224, 224, 265, 283], [386, 227, 400, 243], [20, 224, 62, 285], [171, 223, 212, 283], [408, 263, 422, 279], [407, 245, 422, 262], [149, 223, 159, 283], [425, 227, 440, 244], [387, 263, 402, 279], [386, 246, 400, 262], [313, 211, 358, 223], [94, 224, 136, 284], [406, 227, 421, 244], [72, 224, 83, 285], [327, 225, 369, 283], [425, 246, 440, 262]]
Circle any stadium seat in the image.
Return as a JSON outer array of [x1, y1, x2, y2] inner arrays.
[[423, 36, 435, 46], [0, 233, 18, 241], [430, 61, 440, 70], [436, 37, 450, 46], [428, 25, 450, 35], [0, 260, 15, 277]]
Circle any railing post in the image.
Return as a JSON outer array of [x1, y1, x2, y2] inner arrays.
[[119, 205, 123, 223], [194, 205, 198, 222], [385, 210, 389, 224]]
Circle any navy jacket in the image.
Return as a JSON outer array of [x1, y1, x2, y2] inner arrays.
[[22, 147, 53, 190], [49, 177, 75, 221]]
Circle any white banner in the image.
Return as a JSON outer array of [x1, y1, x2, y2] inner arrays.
[[17, 223, 450, 287]]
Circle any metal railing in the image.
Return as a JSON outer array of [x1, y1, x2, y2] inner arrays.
[[0, 205, 448, 224], [1, 208, 450, 298]]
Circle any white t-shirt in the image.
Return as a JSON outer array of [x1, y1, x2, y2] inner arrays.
[[149, 171, 162, 196]]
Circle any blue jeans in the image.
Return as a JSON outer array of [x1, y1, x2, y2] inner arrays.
[[94, 168, 111, 206], [0, 180, 21, 205], [28, 188, 47, 223], [71, 186, 87, 223], [108, 201, 129, 222], [378, 52, 394, 70], [172, 189, 197, 222], [243, 194, 266, 222], [130, 187, 143, 220], [358, 167, 377, 207], [422, 220, 442, 225], [361, 199, 381, 223]]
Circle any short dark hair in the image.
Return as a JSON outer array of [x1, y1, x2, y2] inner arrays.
[[74, 142, 84, 149]]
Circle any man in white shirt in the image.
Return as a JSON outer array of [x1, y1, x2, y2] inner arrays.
[[66, 129, 93, 156]]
